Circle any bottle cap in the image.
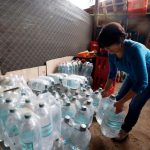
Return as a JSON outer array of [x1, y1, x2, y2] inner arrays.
[[5, 99, 12, 103], [24, 113, 31, 119], [81, 106, 87, 111], [80, 124, 86, 131], [39, 103, 45, 108], [25, 99, 31, 103], [64, 115, 70, 123]]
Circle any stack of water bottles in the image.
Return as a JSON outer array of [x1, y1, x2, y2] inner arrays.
[[57, 60, 93, 77], [0, 73, 126, 150]]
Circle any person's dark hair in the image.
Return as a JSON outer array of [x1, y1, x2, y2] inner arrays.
[[97, 22, 127, 48]]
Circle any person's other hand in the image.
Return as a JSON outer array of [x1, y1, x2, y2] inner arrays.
[[101, 90, 109, 98], [114, 101, 124, 114]]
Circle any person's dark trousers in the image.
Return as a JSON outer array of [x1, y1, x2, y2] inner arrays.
[[116, 76, 150, 132]]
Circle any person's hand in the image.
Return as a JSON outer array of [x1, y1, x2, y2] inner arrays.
[[101, 90, 109, 98], [114, 101, 124, 114]]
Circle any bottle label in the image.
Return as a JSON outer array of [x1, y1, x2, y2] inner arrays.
[[8, 125, 19, 137], [22, 142, 34, 150], [41, 123, 53, 137], [21, 131, 34, 150]]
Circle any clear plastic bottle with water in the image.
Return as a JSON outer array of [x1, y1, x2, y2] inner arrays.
[[96, 95, 116, 125], [101, 105, 125, 138], [20, 113, 41, 150], [92, 91, 102, 111], [71, 124, 91, 150], [62, 101, 77, 119], [5, 109, 22, 150], [61, 116, 74, 150], [0, 98, 15, 143], [36, 103, 53, 150], [74, 106, 90, 127], [50, 100, 62, 140], [85, 100, 94, 128], [70, 96, 81, 112]]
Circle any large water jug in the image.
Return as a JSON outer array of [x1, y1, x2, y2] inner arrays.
[[70, 97, 81, 112], [101, 105, 125, 138], [62, 101, 76, 119], [71, 124, 91, 150], [50, 100, 62, 140], [5, 109, 22, 150], [61, 116, 74, 150], [96, 95, 116, 125], [84, 99, 94, 128], [91, 91, 102, 111], [36, 103, 53, 150], [74, 106, 90, 127], [20, 113, 41, 150]]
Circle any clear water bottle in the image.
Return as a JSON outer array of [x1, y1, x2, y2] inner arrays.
[[101, 105, 125, 138], [85, 100, 94, 128], [0, 99, 15, 142], [92, 91, 102, 111], [51, 100, 62, 140], [5, 109, 22, 150], [74, 106, 90, 127], [70, 97, 81, 112], [61, 116, 74, 150], [36, 103, 53, 150], [96, 95, 116, 125], [20, 113, 41, 150], [62, 101, 76, 119], [71, 124, 91, 150]]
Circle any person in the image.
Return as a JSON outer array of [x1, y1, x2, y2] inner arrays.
[[97, 22, 150, 142]]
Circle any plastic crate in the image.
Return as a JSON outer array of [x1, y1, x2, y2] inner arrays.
[[93, 54, 115, 95]]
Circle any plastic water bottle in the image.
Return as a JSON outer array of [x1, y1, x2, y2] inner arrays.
[[5, 109, 22, 150], [20, 113, 41, 150], [0, 99, 14, 142], [96, 95, 116, 125], [51, 100, 62, 140], [92, 91, 102, 111], [74, 106, 90, 127], [36, 103, 53, 150], [62, 101, 76, 119], [85, 99, 94, 127], [61, 116, 74, 150], [71, 124, 91, 150], [101, 105, 125, 138], [70, 96, 81, 112]]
